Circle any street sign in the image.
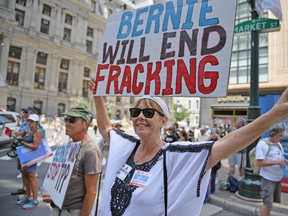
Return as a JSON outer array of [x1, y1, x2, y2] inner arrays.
[[235, 18, 280, 34]]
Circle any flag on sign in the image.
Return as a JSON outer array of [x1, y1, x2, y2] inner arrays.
[[5, 127, 12, 137], [255, 0, 283, 21]]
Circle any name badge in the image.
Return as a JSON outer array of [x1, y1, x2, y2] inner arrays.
[[116, 164, 132, 181], [130, 170, 152, 188]]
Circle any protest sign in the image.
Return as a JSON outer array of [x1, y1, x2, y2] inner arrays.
[[43, 142, 81, 208], [17, 139, 53, 169], [93, 0, 237, 97]]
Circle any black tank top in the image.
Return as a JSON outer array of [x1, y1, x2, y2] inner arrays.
[[22, 128, 38, 144]]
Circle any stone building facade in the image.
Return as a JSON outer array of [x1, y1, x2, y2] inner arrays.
[[0, 0, 168, 121]]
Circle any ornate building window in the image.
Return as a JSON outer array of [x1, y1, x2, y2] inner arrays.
[[36, 52, 47, 65], [58, 72, 68, 93], [15, 9, 25, 26], [57, 103, 66, 116], [60, 59, 69, 70], [42, 4, 51, 16], [86, 40, 92, 53], [65, 14, 73, 25], [9, 46, 22, 59], [87, 27, 93, 38], [16, 0, 26, 7], [34, 67, 46, 89], [63, 28, 71, 42], [82, 67, 90, 97], [84, 67, 90, 78], [6, 61, 20, 86], [7, 97, 16, 111], [33, 100, 42, 114], [59, 59, 69, 93], [82, 80, 89, 97], [40, 19, 50, 34]]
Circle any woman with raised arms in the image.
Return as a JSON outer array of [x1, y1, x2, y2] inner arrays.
[[89, 80, 288, 216]]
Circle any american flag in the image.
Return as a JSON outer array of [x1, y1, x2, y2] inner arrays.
[[5, 127, 12, 137]]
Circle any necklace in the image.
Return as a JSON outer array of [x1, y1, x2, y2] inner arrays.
[[134, 142, 161, 164]]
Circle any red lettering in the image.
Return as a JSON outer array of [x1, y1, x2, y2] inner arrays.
[[94, 64, 109, 94], [176, 58, 196, 94], [132, 64, 144, 94], [47, 162, 60, 181], [96, 56, 220, 96], [119, 66, 132, 94], [145, 62, 162, 95], [59, 164, 70, 193], [198, 55, 219, 94], [106, 65, 121, 94], [162, 60, 175, 95]]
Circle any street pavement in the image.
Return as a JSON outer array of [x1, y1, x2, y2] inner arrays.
[[205, 159, 288, 216], [0, 126, 288, 215]]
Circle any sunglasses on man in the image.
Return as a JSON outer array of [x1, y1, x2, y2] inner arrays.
[[64, 116, 80, 124], [129, 108, 164, 118]]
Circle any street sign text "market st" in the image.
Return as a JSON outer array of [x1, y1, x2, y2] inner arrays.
[[235, 18, 280, 34]]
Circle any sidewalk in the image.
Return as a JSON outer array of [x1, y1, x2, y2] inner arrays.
[[206, 159, 288, 216]]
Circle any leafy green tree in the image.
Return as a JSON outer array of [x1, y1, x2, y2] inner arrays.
[[76, 97, 112, 118], [173, 103, 191, 121]]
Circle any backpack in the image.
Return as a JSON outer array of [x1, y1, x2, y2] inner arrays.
[[249, 147, 261, 175], [249, 138, 283, 175], [227, 175, 239, 193]]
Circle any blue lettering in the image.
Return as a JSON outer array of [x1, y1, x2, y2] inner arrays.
[[199, 0, 219, 26], [117, 11, 133, 39], [145, 4, 164, 34], [182, 0, 197, 29], [62, 145, 70, 163], [132, 7, 149, 37], [53, 149, 59, 162], [163, 0, 183, 31], [117, 0, 219, 38], [53, 146, 64, 163]]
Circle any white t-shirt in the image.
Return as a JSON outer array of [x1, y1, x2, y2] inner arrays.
[[255, 138, 284, 182], [99, 130, 213, 216], [197, 133, 210, 142]]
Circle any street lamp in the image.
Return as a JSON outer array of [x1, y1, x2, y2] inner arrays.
[[238, 0, 262, 200]]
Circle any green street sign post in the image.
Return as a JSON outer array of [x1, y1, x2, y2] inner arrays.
[[235, 18, 280, 34]]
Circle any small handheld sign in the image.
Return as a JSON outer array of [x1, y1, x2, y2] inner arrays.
[[43, 142, 81, 208]]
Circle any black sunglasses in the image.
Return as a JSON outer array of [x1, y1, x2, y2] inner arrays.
[[64, 116, 78, 124], [129, 108, 164, 118]]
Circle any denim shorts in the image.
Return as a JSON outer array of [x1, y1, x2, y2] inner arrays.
[[260, 177, 281, 206], [23, 164, 37, 172]]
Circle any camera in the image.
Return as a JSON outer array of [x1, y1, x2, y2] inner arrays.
[[11, 136, 23, 148], [7, 136, 23, 158]]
